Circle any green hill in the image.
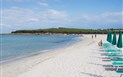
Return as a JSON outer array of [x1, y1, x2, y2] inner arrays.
[[11, 27, 122, 34]]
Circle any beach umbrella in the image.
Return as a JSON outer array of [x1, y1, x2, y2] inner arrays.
[[112, 32, 117, 45], [117, 32, 122, 48], [108, 32, 112, 43], [107, 32, 109, 42]]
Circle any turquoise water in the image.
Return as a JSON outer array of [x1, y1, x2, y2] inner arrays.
[[0, 35, 78, 62]]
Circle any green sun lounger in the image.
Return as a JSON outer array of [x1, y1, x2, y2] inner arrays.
[[110, 57, 123, 61], [108, 53, 123, 56], [102, 43, 112, 48], [105, 49, 122, 53], [112, 61, 123, 71], [109, 55, 123, 58], [108, 52, 122, 59], [116, 69, 123, 77], [112, 61, 123, 67]]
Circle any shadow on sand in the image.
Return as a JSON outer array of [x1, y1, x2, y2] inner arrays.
[[81, 72, 103, 77], [89, 62, 116, 71]]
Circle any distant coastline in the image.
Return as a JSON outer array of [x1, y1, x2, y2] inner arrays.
[[1, 27, 123, 35], [11, 27, 123, 34]]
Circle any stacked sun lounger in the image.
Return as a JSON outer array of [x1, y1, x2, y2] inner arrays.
[[102, 43, 123, 77], [101, 32, 123, 77]]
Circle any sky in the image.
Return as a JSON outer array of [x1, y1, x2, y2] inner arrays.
[[1, 0, 123, 33]]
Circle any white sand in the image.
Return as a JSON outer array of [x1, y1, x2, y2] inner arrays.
[[1, 34, 120, 77]]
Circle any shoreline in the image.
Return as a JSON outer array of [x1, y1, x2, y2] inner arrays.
[[1, 36, 83, 77], [1, 34, 80, 64], [1, 34, 119, 77], [1, 35, 81, 64]]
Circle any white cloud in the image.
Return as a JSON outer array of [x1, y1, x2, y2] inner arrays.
[[29, 18, 40, 21], [46, 9, 67, 18], [3, 0, 24, 2], [1, 7, 123, 33], [38, 2, 48, 7], [3, 0, 60, 2], [1, 8, 69, 32], [78, 12, 123, 24]]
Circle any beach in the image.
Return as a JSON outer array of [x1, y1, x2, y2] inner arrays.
[[1, 34, 119, 77]]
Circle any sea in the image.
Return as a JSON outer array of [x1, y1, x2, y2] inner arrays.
[[0, 34, 79, 63]]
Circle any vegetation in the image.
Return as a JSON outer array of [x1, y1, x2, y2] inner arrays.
[[11, 27, 123, 34]]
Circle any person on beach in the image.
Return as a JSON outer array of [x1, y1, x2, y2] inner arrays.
[[92, 35, 93, 38], [95, 34, 96, 38], [98, 40, 102, 46]]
